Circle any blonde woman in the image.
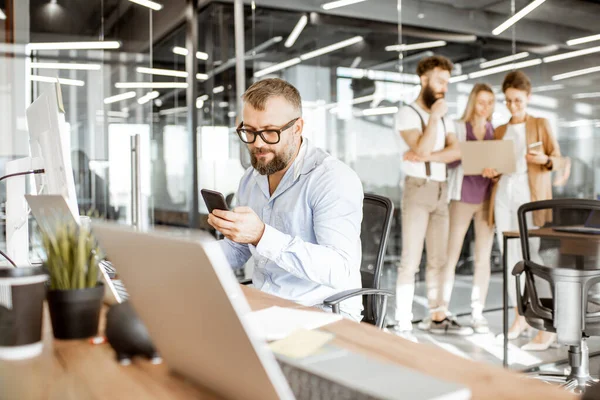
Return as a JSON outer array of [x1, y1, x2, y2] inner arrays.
[[444, 83, 497, 334]]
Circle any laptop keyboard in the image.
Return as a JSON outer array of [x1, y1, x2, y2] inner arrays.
[[279, 361, 376, 400], [112, 279, 129, 301], [100, 260, 129, 301]]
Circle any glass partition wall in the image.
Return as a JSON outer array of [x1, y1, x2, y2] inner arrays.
[[2, 0, 600, 318], [0, 0, 156, 261]]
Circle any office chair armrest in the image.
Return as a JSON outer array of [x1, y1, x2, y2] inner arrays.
[[512, 261, 526, 316], [323, 288, 394, 308], [512, 261, 525, 276], [323, 289, 394, 329]]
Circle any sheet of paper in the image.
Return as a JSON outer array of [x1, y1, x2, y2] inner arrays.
[[269, 329, 335, 359], [244, 306, 343, 341]]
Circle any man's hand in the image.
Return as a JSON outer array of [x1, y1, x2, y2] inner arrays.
[[482, 168, 500, 179], [430, 99, 448, 119], [526, 150, 549, 165], [207, 207, 265, 246], [403, 150, 428, 162]]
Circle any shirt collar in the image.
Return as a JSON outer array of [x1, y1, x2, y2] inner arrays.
[[293, 138, 308, 180]]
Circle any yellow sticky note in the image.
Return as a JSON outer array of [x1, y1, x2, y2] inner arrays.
[[269, 329, 335, 359]]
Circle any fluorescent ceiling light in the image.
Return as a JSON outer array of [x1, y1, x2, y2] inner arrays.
[[337, 66, 420, 84], [492, 0, 546, 36], [30, 75, 85, 86], [480, 52, 529, 69], [385, 40, 446, 52], [219, 102, 229, 108], [128, 0, 163, 11], [250, 36, 283, 54], [104, 91, 136, 104], [196, 99, 204, 109], [543, 45, 600, 63], [254, 58, 301, 78], [198, 94, 209, 102], [254, 36, 362, 78], [172, 46, 209, 60], [572, 92, 600, 99], [30, 62, 101, 70], [361, 106, 399, 116], [285, 15, 308, 48], [552, 66, 600, 81], [449, 75, 469, 83], [322, 0, 367, 10], [137, 91, 160, 105], [468, 58, 542, 79], [350, 56, 362, 68], [159, 107, 187, 116], [115, 82, 188, 89], [558, 119, 600, 128], [97, 110, 129, 118], [300, 36, 363, 60], [532, 84, 564, 93], [136, 67, 186, 78], [567, 34, 600, 46], [213, 85, 224, 94], [136, 67, 208, 81], [0, 9, 6, 20], [27, 41, 121, 51]]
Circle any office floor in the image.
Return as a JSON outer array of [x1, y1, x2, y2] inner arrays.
[[380, 267, 600, 375]]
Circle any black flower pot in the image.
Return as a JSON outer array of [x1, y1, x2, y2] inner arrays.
[[47, 283, 104, 340]]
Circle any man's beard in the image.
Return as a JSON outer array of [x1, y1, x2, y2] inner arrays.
[[422, 84, 444, 109], [250, 147, 294, 176]]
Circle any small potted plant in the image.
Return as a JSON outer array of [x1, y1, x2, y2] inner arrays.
[[42, 221, 104, 340]]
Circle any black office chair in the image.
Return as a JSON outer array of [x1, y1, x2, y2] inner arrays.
[[512, 199, 600, 393], [323, 193, 395, 329]]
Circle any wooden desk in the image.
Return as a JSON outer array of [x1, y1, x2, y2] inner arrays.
[[0, 286, 576, 400]]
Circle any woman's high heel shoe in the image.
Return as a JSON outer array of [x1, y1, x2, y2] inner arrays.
[[521, 332, 559, 351], [496, 320, 533, 341]]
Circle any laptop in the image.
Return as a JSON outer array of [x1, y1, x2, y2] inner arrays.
[[92, 222, 472, 400], [24, 194, 127, 305], [553, 209, 600, 235]]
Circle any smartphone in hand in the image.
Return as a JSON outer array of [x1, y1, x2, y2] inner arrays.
[[528, 141, 543, 153], [201, 189, 229, 213]]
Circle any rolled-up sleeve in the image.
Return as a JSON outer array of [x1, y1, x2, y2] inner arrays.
[[255, 161, 363, 289]]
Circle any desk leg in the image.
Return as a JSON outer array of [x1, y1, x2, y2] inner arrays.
[[503, 235, 508, 368]]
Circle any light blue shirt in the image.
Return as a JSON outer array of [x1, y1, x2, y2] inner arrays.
[[219, 138, 364, 319]]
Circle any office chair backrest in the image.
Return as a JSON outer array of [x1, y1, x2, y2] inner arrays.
[[518, 199, 600, 269], [360, 193, 394, 324]]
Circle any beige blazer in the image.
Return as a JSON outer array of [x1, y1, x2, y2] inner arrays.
[[488, 115, 564, 227]]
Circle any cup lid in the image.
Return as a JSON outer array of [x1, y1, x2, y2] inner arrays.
[[0, 267, 48, 285]]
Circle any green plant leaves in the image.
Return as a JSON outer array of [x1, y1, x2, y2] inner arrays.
[[41, 221, 100, 290]]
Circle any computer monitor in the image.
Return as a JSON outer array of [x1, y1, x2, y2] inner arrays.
[[26, 81, 79, 221]]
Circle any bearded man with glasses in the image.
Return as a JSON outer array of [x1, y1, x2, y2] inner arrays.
[[208, 78, 364, 321]]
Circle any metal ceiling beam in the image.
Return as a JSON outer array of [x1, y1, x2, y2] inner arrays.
[[219, 0, 590, 48]]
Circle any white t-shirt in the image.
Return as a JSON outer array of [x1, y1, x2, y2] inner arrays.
[[395, 102, 455, 182], [503, 123, 528, 175]]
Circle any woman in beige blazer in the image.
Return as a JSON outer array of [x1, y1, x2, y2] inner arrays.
[[483, 70, 565, 351]]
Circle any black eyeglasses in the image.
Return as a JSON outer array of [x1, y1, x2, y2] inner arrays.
[[236, 117, 299, 144]]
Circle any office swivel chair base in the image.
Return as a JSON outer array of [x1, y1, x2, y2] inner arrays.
[[529, 339, 599, 394]]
